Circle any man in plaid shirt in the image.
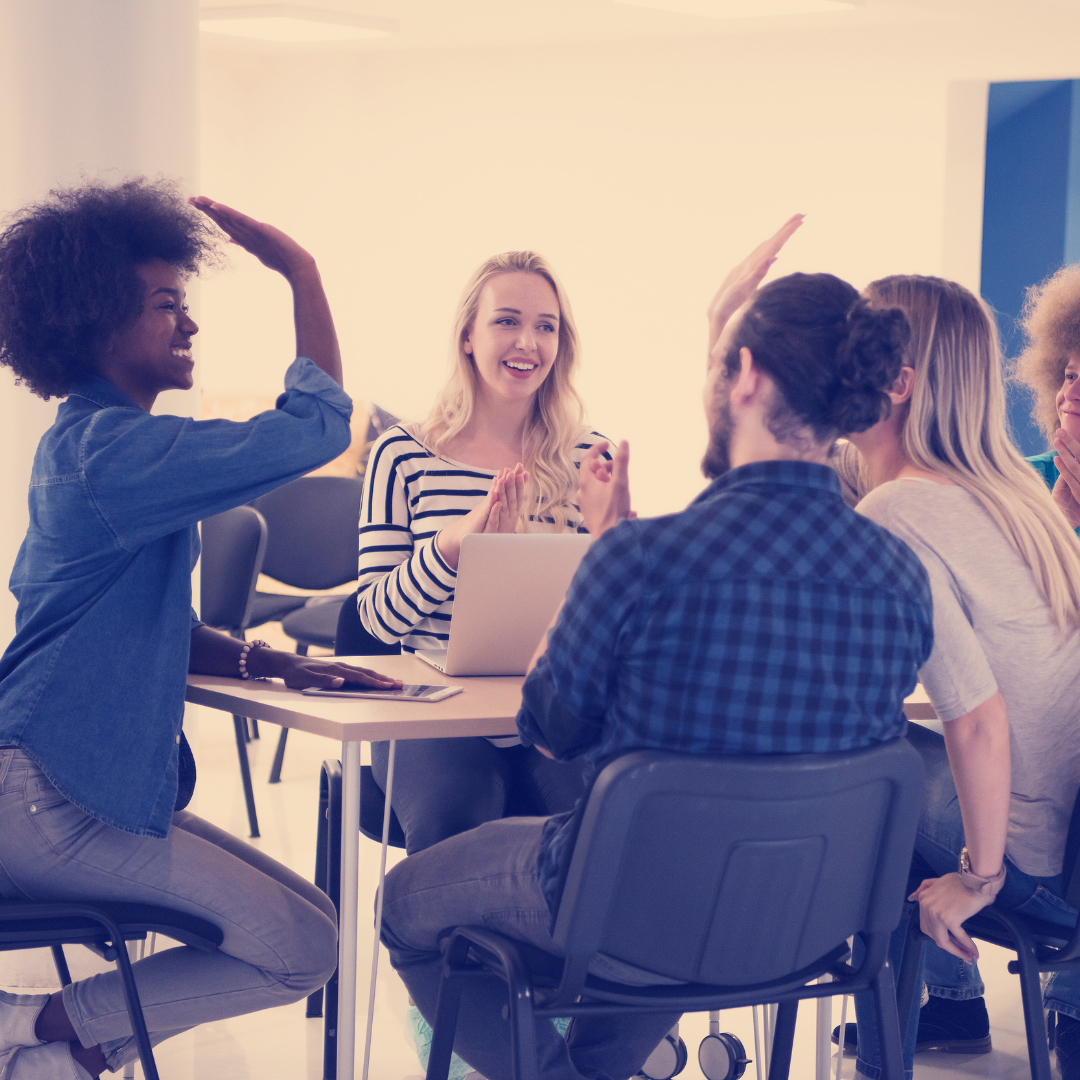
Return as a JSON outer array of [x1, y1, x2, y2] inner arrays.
[[380, 234, 934, 1080]]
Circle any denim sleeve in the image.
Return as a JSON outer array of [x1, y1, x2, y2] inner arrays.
[[517, 521, 643, 751], [83, 359, 353, 551]]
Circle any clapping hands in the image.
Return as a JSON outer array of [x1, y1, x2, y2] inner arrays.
[[436, 464, 528, 569], [578, 440, 634, 537], [1053, 427, 1080, 530]]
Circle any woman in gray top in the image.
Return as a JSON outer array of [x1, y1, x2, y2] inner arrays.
[[833, 276, 1080, 1080]]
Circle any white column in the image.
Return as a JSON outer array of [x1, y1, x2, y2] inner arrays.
[[0, 0, 200, 642]]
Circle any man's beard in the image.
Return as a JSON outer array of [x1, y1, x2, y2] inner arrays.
[[701, 393, 735, 480]]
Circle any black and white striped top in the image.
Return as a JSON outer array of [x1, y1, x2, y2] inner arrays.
[[357, 424, 612, 653]]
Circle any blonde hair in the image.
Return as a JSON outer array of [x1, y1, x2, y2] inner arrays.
[[1014, 264, 1080, 443], [866, 275, 1080, 633], [419, 252, 586, 529]]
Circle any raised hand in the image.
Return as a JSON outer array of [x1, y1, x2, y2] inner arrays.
[[578, 440, 633, 537], [189, 196, 316, 281], [1053, 427, 1080, 530], [707, 214, 804, 366]]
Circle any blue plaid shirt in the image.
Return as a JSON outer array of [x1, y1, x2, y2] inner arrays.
[[517, 459, 934, 912]]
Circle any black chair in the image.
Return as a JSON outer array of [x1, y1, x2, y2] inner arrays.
[[199, 505, 268, 838], [0, 900, 222, 1080], [248, 477, 365, 783], [895, 790, 1080, 1080], [426, 742, 925, 1080], [306, 758, 405, 1080]]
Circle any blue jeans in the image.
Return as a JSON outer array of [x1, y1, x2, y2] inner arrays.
[[854, 725, 1080, 1078], [380, 816, 680, 1080], [0, 749, 338, 1071]]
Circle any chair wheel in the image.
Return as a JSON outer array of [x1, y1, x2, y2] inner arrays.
[[637, 1033, 688, 1079], [699, 1032, 751, 1080]]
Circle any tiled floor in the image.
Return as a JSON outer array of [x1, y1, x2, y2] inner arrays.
[[0, 696, 1051, 1079]]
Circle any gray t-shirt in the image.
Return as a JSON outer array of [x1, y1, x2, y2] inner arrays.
[[857, 477, 1080, 877]]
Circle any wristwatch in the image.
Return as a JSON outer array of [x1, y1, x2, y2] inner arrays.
[[957, 847, 1006, 898]]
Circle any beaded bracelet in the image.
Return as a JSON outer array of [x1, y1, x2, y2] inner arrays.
[[239, 640, 270, 680]]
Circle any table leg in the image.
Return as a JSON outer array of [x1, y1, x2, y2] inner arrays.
[[362, 739, 396, 1080], [338, 742, 362, 1080], [815, 978, 832, 1080]]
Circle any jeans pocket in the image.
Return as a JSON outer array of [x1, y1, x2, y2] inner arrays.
[[1012, 885, 1078, 930], [24, 773, 95, 854]]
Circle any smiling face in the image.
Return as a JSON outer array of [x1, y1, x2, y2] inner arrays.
[[463, 272, 560, 407], [1057, 353, 1080, 442], [98, 258, 198, 409]]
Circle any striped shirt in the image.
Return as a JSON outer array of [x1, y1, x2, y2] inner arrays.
[[357, 424, 612, 652]]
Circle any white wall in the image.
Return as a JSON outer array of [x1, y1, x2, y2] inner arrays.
[[0, 0, 199, 643], [199, 24, 967, 517]]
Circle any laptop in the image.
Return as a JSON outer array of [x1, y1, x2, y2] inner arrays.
[[414, 533, 593, 677]]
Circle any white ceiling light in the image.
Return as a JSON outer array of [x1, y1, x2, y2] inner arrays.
[[200, 5, 397, 42], [616, 0, 858, 18]]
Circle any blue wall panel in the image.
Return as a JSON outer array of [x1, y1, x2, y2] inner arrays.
[[981, 80, 1076, 456]]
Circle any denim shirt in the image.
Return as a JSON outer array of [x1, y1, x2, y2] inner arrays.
[[0, 358, 352, 837]]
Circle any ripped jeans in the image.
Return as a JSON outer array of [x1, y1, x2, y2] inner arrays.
[[853, 724, 1080, 1079]]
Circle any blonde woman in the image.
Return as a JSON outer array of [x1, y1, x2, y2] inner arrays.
[[357, 251, 611, 856], [825, 277, 1080, 1080], [1014, 264, 1080, 532]]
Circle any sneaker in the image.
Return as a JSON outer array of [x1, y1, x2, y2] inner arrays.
[[1055, 1013, 1080, 1080], [914, 996, 991, 1054], [0, 991, 48, 1055], [5, 1041, 91, 1079], [830, 1022, 858, 1050], [831, 996, 992, 1056]]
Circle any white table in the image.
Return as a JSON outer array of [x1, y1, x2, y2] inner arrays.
[[187, 665, 939, 1080], [186, 655, 524, 1080]]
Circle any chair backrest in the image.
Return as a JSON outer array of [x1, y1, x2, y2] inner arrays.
[[335, 589, 401, 656], [250, 476, 364, 591], [552, 741, 924, 988], [199, 506, 268, 633]]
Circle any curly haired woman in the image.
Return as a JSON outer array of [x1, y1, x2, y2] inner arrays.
[[1014, 264, 1080, 532], [0, 179, 399, 1079]]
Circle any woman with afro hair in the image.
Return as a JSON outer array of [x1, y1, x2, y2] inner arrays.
[[0, 179, 400, 1079]]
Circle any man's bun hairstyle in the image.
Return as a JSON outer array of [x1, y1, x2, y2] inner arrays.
[[726, 272, 911, 442], [0, 178, 219, 400]]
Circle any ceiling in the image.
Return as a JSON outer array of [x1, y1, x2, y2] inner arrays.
[[197, 0, 1080, 54]]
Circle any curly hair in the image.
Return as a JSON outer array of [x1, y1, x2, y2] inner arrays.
[[0, 178, 220, 399], [1013, 264, 1080, 444]]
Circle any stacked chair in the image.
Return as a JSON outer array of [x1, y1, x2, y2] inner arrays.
[[198, 504, 268, 837]]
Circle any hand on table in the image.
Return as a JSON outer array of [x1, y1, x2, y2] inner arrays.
[[189, 196, 316, 281], [436, 464, 527, 569], [707, 214, 804, 367], [909, 872, 991, 964], [260, 652, 403, 691], [578, 440, 634, 537], [1053, 427, 1080, 529]]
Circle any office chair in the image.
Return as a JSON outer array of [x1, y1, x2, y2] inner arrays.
[[894, 788, 1080, 1080], [0, 900, 222, 1080], [426, 742, 925, 1080], [246, 476, 365, 782], [198, 505, 268, 838]]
